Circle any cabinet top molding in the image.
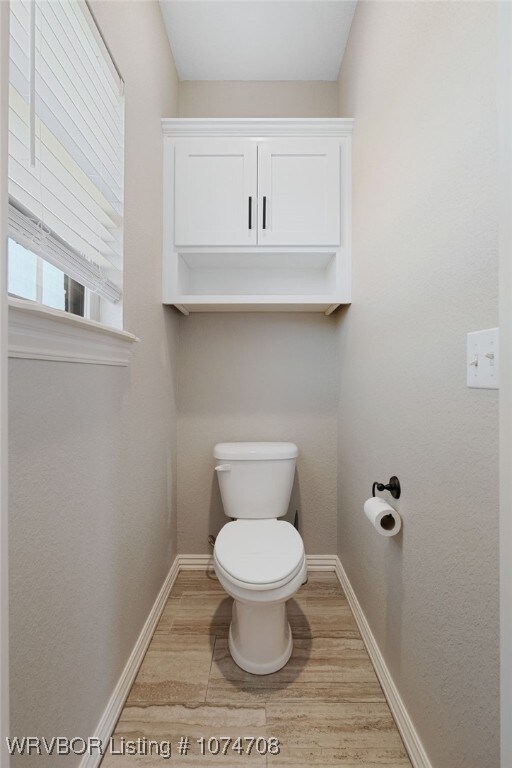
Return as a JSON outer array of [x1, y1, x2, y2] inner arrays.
[[161, 118, 354, 138]]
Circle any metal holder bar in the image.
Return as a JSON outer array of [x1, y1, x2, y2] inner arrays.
[[372, 476, 401, 500]]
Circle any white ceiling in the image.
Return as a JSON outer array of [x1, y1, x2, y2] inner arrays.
[[159, 1, 357, 82]]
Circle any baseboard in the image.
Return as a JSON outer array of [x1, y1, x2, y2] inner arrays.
[[305, 554, 338, 570], [177, 553, 338, 571], [177, 554, 214, 569], [79, 556, 180, 768], [334, 556, 432, 768]]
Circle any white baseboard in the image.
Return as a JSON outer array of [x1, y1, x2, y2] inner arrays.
[[79, 556, 180, 768], [334, 556, 432, 768], [177, 553, 338, 571], [177, 554, 214, 569], [305, 554, 338, 570]]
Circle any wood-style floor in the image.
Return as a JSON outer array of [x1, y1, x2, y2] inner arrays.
[[102, 570, 412, 767]]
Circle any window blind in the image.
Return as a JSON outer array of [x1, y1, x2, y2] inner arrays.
[[8, 0, 124, 304]]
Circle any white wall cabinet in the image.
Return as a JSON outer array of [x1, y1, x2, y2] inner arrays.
[[162, 119, 353, 314], [174, 137, 341, 248]]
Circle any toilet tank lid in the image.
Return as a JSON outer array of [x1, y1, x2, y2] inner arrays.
[[214, 442, 298, 461]]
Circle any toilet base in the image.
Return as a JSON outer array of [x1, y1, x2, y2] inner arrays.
[[228, 599, 293, 675]]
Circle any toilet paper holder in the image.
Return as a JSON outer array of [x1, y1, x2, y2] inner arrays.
[[372, 476, 401, 500]]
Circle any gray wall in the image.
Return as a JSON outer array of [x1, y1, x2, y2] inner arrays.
[[178, 80, 338, 117], [177, 313, 338, 554], [175, 80, 340, 555], [8, 2, 180, 762], [336, 2, 499, 767]]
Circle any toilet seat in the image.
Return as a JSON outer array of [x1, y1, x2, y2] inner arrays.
[[214, 519, 304, 591]]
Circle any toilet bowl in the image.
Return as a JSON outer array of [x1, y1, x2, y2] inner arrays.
[[213, 442, 306, 675]]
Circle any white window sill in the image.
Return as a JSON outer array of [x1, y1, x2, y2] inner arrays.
[[8, 298, 139, 366]]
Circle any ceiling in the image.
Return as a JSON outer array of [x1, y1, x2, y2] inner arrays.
[[159, 1, 357, 82]]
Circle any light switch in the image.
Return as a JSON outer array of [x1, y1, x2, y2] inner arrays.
[[467, 327, 499, 389]]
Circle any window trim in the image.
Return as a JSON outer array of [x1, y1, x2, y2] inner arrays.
[[8, 297, 138, 366]]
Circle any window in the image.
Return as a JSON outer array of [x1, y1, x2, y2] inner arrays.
[[8, 0, 124, 323], [8, 238, 86, 316]]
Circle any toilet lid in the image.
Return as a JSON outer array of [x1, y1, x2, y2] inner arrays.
[[214, 519, 304, 587]]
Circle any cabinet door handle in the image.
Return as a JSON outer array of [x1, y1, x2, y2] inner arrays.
[[248, 196, 252, 229], [263, 196, 267, 230]]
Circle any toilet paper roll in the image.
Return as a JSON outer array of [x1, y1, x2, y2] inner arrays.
[[364, 497, 402, 537]]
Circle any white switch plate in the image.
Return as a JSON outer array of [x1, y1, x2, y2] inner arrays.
[[467, 327, 499, 389]]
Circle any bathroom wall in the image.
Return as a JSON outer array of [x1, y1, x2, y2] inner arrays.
[[177, 313, 338, 554], [0, 1, 9, 748], [8, 3, 179, 763], [336, 3, 499, 767], [178, 80, 338, 117], [500, 5, 512, 763], [176, 79, 340, 555]]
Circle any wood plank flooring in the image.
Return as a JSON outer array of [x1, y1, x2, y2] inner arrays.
[[102, 570, 412, 767]]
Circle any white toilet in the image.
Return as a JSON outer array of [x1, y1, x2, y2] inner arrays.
[[213, 441, 306, 675]]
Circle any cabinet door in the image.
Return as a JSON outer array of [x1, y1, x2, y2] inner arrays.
[[257, 139, 341, 246], [174, 139, 257, 247]]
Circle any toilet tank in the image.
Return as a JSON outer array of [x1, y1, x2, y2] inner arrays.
[[214, 442, 298, 519]]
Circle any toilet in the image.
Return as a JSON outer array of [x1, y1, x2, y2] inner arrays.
[[213, 441, 306, 675]]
